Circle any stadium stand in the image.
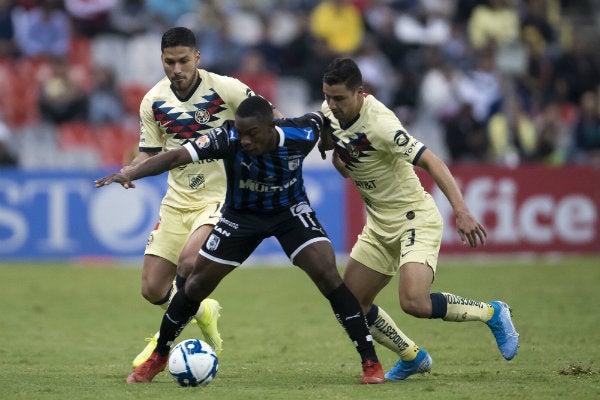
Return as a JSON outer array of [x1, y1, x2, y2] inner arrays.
[[0, 0, 599, 168]]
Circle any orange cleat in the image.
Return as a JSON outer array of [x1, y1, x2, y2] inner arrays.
[[360, 359, 385, 384], [126, 351, 168, 383]]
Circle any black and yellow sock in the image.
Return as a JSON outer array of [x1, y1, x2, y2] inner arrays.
[[366, 304, 419, 361], [430, 292, 493, 322]]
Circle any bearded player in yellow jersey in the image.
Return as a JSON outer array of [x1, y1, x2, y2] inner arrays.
[[319, 58, 519, 381], [124, 27, 281, 368]]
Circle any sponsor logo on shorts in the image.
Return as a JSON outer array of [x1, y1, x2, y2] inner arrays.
[[214, 225, 230, 237], [219, 217, 239, 229], [206, 234, 220, 251], [311, 226, 325, 235]]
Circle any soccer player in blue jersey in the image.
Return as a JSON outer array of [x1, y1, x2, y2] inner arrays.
[[125, 27, 282, 367], [95, 95, 385, 385], [319, 58, 519, 381]]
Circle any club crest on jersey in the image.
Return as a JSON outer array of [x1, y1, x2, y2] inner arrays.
[[345, 143, 360, 158], [287, 156, 301, 171], [206, 234, 220, 251], [188, 174, 206, 189], [195, 108, 211, 124]]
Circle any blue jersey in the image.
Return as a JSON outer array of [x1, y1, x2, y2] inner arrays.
[[183, 112, 326, 213]]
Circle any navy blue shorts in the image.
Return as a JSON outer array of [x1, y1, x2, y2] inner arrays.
[[199, 201, 331, 266]]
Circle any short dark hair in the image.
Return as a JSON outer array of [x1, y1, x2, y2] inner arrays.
[[322, 57, 363, 90], [161, 27, 197, 51], [236, 96, 273, 123]]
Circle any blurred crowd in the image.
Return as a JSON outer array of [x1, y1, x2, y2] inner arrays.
[[0, 0, 599, 169]]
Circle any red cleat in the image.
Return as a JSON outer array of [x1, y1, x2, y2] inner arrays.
[[360, 359, 385, 384], [126, 351, 168, 383]]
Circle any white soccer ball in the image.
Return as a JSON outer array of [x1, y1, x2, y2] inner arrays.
[[168, 339, 218, 387]]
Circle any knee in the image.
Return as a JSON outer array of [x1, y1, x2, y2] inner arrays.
[[141, 284, 168, 304], [184, 272, 215, 302], [184, 273, 201, 295], [399, 294, 431, 318], [141, 273, 175, 304], [313, 267, 343, 296]]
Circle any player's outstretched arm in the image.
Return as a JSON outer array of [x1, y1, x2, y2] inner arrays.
[[94, 147, 193, 189], [416, 148, 487, 248]]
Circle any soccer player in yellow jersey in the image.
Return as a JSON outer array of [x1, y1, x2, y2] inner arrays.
[[319, 58, 519, 381], [124, 27, 280, 367]]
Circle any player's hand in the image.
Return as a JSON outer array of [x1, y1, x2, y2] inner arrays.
[[318, 139, 334, 160], [455, 210, 487, 248], [318, 117, 336, 159], [94, 172, 136, 189], [120, 165, 135, 174]]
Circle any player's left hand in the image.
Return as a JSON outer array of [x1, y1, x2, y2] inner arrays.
[[455, 210, 487, 248], [94, 173, 136, 189]]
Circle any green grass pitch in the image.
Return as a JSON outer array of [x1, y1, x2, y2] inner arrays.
[[1, 256, 599, 399]]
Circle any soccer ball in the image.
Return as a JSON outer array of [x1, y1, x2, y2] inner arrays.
[[168, 339, 218, 387]]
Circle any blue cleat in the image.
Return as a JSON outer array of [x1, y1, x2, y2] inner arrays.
[[486, 301, 519, 360], [385, 349, 432, 381]]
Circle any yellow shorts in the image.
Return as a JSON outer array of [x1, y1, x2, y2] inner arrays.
[[350, 196, 442, 276], [145, 202, 222, 264]]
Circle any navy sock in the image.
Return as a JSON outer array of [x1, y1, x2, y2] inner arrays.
[[175, 274, 186, 290], [365, 304, 379, 326], [430, 292, 447, 319]]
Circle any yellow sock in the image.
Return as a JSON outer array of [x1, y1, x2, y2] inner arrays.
[[441, 292, 494, 322], [369, 305, 419, 360]]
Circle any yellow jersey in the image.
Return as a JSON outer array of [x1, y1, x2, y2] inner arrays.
[[323, 94, 430, 236], [139, 68, 255, 209]]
